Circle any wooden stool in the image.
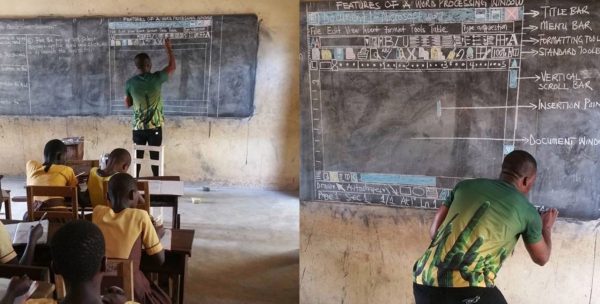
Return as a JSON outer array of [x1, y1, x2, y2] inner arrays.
[[0, 175, 11, 220], [1, 190, 11, 220]]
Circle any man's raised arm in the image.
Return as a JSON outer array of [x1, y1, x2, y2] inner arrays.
[[163, 38, 176, 75]]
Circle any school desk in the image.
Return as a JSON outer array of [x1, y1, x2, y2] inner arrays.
[[138, 178, 184, 229], [141, 228, 195, 304]]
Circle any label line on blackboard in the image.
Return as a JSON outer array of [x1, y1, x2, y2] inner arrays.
[[25, 37, 31, 114], [216, 15, 224, 118], [116, 48, 206, 52], [108, 28, 112, 115], [328, 70, 509, 74], [112, 110, 209, 114], [411, 137, 527, 142], [207, 18, 214, 116], [440, 104, 536, 111], [0, 34, 60, 36]]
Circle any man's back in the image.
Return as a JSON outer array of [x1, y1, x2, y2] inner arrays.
[[125, 71, 168, 130], [413, 178, 542, 288]]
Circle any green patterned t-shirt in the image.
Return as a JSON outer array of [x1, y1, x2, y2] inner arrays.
[[125, 71, 168, 130], [413, 178, 542, 288]]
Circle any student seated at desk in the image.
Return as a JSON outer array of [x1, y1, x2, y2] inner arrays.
[[87, 149, 131, 207], [0, 222, 41, 265], [26, 139, 78, 210], [0, 220, 135, 304], [93, 173, 170, 304]]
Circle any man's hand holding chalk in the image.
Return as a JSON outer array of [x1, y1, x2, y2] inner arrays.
[[541, 208, 559, 231]]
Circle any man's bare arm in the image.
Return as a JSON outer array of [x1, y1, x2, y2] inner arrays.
[[162, 38, 176, 75], [524, 208, 558, 266], [430, 205, 449, 239], [124, 95, 133, 108]]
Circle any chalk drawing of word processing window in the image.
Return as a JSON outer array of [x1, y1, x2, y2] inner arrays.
[[306, 6, 526, 207], [108, 17, 212, 116]]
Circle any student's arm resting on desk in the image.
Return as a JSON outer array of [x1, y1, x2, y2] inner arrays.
[[162, 38, 176, 76], [524, 208, 558, 266], [430, 205, 449, 239], [18, 224, 43, 265], [147, 249, 165, 267], [142, 213, 165, 266]]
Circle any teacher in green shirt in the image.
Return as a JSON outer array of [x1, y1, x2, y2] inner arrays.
[[125, 38, 176, 177]]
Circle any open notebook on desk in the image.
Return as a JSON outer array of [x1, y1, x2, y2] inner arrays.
[[160, 229, 172, 251], [4, 220, 49, 244]]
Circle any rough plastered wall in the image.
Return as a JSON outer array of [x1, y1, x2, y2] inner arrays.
[[0, 0, 299, 189], [300, 201, 600, 304]]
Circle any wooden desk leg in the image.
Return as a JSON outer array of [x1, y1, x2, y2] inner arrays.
[[172, 203, 178, 230], [178, 255, 188, 304], [4, 198, 11, 220], [170, 274, 180, 304], [168, 274, 178, 304]]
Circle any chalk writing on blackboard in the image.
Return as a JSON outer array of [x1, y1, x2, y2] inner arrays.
[[0, 15, 257, 117]]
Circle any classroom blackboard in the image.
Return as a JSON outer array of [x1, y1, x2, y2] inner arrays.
[[0, 15, 258, 117], [300, 0, 600, 220]]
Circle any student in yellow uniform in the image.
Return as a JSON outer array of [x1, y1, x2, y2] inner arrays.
[[26, 139, 78, 210], [0, 220, 136, 304], [87, 148, 132, 207], [93, 173, 170, 304], [0, 221, 42, 265]]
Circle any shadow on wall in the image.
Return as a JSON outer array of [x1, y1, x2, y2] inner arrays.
[[259, 21, 300, 191]]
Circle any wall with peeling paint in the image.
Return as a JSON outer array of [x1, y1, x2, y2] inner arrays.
[[300, 201, 600, 304], [0, 0, 299, 189]]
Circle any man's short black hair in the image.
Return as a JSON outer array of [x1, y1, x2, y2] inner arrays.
[[501, 150, 537, 179], [51, 220, 105, 282], [134, 53, 150, 69], [107, 172, 137, 205]]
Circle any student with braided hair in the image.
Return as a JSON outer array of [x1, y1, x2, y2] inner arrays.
[[26, 139, 78, 211]]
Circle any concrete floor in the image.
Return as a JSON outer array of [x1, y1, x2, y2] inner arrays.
[[1, 177, 300, 304]]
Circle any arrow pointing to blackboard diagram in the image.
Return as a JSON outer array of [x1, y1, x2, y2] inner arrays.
[[436, 102, 537, 117], [518, 74, 541, 82], [522, 37, 540, 45], [439, 104, 537, 111], [522, 49, 539, 56], [411, 136, 528, 142], [524, 10, 540, 18], [523, 25, 539, 32]]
